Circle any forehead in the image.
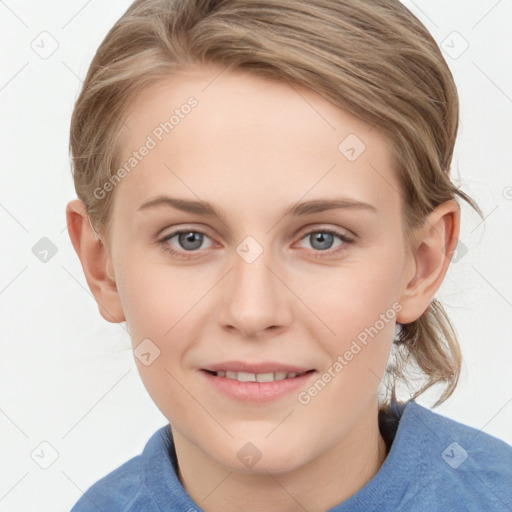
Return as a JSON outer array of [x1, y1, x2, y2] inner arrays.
[[112, 65, 400, 223]]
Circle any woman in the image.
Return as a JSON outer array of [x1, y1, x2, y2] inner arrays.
[[66, 1, 512, 510]]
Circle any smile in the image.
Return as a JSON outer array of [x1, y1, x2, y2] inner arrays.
[[206, 370, 311, 382], [200, 364, 316, 402]]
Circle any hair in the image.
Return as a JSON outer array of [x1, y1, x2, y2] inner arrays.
[[69, 0, 482, 408]]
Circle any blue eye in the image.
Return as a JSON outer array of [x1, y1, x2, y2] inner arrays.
[[297, 229, 354, 257], [173, 231, 206, 251], [302, 231, 342, 251], [158, 227, 354, 260], [159, 230, 213, 259]]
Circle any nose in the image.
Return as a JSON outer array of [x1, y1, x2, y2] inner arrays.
[[217, 244, 293, 339]]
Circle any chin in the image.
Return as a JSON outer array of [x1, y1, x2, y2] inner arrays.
[[212, 437, 313, 476]]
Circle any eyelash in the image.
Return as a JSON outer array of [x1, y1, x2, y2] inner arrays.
[[158, 227, 355, 260]]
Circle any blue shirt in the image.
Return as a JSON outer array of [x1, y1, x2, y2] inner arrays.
[[70, 400, 512, 511]]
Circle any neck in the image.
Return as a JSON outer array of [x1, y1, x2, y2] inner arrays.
[[173, 402, 388, 512]]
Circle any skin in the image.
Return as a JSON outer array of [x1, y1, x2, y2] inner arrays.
[[66, 64, 460, 512]]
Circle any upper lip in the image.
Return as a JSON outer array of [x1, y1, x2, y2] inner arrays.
[[202, 361, 314, 374]]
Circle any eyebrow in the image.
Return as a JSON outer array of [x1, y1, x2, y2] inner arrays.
[[137, 195, 377, 219]]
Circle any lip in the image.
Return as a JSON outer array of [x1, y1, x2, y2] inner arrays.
[[199, 361, 316, 403], [203, 361, 313, 374]]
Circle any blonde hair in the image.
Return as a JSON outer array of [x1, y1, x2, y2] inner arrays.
[[69, 0, 481, 407]]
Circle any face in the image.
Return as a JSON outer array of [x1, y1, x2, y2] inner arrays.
[[106, 64, 412, 474]]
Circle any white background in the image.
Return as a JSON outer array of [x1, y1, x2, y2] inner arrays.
[[1, 1, 511, 510]]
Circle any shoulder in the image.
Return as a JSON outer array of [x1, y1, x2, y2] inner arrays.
[[69, 456, 146, 512], [69, 427, 169, 512], [398, 401, 512, 509], [408, 400, 512, 464]]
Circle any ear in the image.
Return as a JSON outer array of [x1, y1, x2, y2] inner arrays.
[[397, 199, 461, 323], [65, 199, 125, 324]]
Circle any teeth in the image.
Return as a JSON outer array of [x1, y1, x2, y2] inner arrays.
[[256, 372, 274, 382], [216, 370, 305, 382], [237, 371, 256, 382]]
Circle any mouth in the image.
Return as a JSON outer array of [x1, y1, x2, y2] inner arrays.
[[199, 362, 316, 402], [203, 369, 314, 382]]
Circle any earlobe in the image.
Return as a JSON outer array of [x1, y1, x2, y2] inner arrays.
[[397, 200, 460, 324], [65, 199, 126, 324]]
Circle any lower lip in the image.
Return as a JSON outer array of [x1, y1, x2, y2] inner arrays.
[[200, 370, 316, 403]]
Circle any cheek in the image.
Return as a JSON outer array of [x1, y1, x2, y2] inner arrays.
[[115, 262, 206, 421], [304, 254, 404, 343], [116, 261, 212, 393], [116, 255, 202, 341], [298, 248, 404, 398]]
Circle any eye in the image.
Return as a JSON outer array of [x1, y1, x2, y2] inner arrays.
[[158, 226, 355, 260], [297, 228, 355, 256], [159, 229, 214, 259]]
